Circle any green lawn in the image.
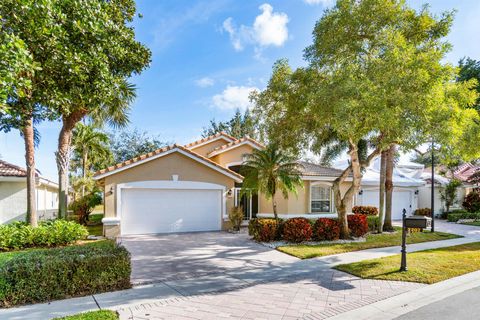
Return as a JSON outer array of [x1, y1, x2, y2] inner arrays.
[[462, 221, 480, 227], [87, 213, 104, 236], [277, 227, 461, 259], [53, 310, 118, 320], [335, 242, 480, 284]]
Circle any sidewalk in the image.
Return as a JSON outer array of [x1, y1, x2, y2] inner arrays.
[[1, 220, 479, 320]]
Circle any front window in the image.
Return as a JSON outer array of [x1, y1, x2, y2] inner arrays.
[[311, 185, 331, 213]]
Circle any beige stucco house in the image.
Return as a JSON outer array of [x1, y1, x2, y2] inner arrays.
[[94, 133, 352, 237], [0, 160, 59, 224]]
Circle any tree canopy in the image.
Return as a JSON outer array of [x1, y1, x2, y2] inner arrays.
[[109, 128, 168, 164], [252, 0, 479, 238], [202, 109, 258, 140]]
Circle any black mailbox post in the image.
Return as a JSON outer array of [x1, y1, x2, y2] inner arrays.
[[400, 210, 433, 272]]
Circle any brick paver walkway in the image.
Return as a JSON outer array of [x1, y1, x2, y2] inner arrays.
[[117, 269, 423, 320]]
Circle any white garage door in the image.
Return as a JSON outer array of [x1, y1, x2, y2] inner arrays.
[[361, 189, 413, 220], [121, 188, 222, 235]]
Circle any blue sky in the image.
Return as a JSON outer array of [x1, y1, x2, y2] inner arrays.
[[1, 0, 479, 181]]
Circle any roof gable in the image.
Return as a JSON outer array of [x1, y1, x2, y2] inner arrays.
[[184, 132, 237, 150], [93, 144, 243, 182], [207, 137, 264, 158]]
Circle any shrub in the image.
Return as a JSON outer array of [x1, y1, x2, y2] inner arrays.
[[0, 220, 88, 251], [312, 218, 339, 241], [347, 214, 368, 237], [414, 208, 432, 217], [352, 206, 378, 216], [463, 192, 480, 213], [248, 218, 281, 242], [0, 241, 131, 307], [447, 212, 480, 222], [69, 192, 103, 225], [366, 215, 380, 232], [228, 206, 244, 231], [282, 218, 313, 243]]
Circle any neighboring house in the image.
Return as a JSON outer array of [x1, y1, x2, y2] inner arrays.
[[0, 160, 59, 224], [93, 133, 424, 237], [355, 159, 424, 217], [417, 163, 477, 215]]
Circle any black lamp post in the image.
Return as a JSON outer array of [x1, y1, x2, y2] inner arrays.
[[431, 140, 435, 232]]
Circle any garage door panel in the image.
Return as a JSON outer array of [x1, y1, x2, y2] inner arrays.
[[361, 189, 412, 220], [121, 188, 221, 235]]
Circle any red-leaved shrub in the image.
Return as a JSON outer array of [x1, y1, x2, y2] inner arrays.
[[347, 214, 368, 237], [352, 206, 379, 216], [313, 218, 340, 241], [282, 218, 313, 243], [248, 218, 281, 242], [414, 208, 432, 217], [463, 192, 480, 213]]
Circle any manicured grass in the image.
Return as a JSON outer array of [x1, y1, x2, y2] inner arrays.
[[53, 310, 118, 320], [277, 227, 461, 259], [462, 221, 480, 227], [87, 214, 104, 236], [335, 242, 480, 284]]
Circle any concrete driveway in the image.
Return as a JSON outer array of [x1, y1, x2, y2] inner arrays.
[[120, 231, 298, 286]]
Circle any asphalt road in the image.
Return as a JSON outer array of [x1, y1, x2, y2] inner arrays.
[[395, 285, 480, 320]]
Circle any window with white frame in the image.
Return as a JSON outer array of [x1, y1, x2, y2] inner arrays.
[[310, 184, 331, 213]]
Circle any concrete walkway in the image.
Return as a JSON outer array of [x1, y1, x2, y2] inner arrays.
[[1, 220, 479, 320]]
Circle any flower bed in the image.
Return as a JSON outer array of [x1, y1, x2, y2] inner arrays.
[[249, 215, 369, 243]]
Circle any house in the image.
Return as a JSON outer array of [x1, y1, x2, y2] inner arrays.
[[94, 133, 423, 237], [0, 160, 59, 224], [417, 163, 477, 215], [355, 159, 424, 217]]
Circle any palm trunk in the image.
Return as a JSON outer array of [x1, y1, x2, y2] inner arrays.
[[383, 144, 395, 231], [57, 111, 86, 218], [23, 117, 37, 227], [81, 150, 88, 197], [378, 150, 387, 233], [272, 198, 278, 220]]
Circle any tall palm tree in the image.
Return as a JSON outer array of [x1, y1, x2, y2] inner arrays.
[[71, 123, 112, 197], [240, 144, 303, 219]]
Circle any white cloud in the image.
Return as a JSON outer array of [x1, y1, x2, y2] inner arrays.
[[195, 77, 215, 88], [222, 3, 289, 55], [303, 0, 334, 5], [212, 85, 259, 111]]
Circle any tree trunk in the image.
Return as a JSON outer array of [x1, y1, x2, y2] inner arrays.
[[81, 150, 88, 197], [272, 198, 278, 220], [378, 150, 387, 233], [384, 144, 395, 231], [57, 111, 86, 218], [23, 118, 37, 227]]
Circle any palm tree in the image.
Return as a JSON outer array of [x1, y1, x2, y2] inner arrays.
[[71, 123, 112, 197], [240, 144, 303, 219]]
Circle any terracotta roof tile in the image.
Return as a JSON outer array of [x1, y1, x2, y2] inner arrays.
[[298, 161, 346, 177], [0, 160, 38, 177], [207, 136, 265, 157], [184, 132, 237, 149], [94, 144, 243, 181]]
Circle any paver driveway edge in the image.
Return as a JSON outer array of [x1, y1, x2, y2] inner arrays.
[[326, 270, 480, 320]]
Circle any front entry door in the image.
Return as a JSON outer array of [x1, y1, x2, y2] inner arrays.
[[234, 188, 258, 220]]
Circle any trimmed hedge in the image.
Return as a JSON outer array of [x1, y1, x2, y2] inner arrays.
[[0, 220, 88, 251], [312, 218, 340, 241], [281, 218, 313, 243], [352, 206, 378, 216], [347, 214, 369, 237], [414, 208, 432, 217], [447, 212, 480, 222], [248, 218, 281, 242], [0, 241, 130, 307]]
